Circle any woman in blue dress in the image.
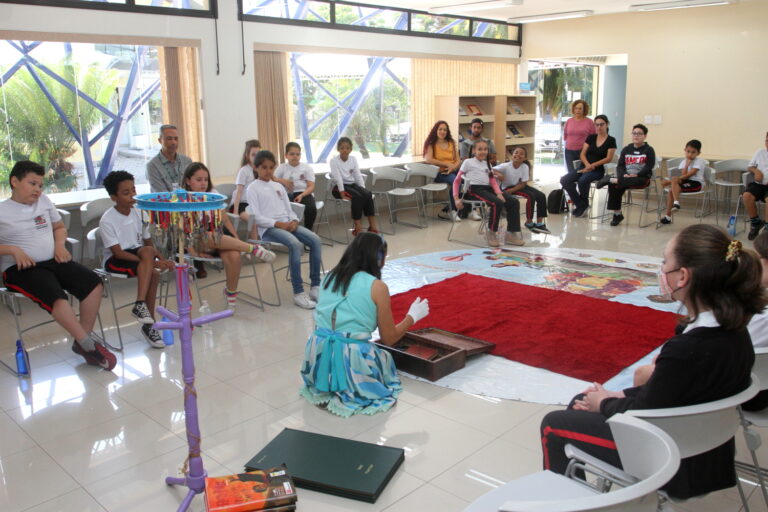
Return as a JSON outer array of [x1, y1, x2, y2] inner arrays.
[[300, 232, 430, 417]]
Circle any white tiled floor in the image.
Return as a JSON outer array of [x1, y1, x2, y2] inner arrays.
[[0, 190, 765, 511]]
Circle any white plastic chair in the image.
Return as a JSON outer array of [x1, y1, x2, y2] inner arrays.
[[463, 414, 680, 512], [370, 166, 426, 233], [713, 159, 750, 223], [598, 157, 661, 228], [186, 212, 269, 311], [404, 162, 450, 219], [447, 180, 490, 247], [57, 209, 81, 262], [80, 197, 114, 264], [628, 376, 760, 510], [738, 348, 768, 508]]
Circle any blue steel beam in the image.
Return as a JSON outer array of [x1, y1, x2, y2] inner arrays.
[[473, 22, 489, 37], [307, 88, 355, 133], [290, 53, 313, 163], [95, 46, 146, 186], [295, 63, 351, 114], [351, 8, 383, 26], [293, 0, 309, 19], [435, 18, 463, 34], [384, 65, 408, 93], [22, 62, 82, 145]]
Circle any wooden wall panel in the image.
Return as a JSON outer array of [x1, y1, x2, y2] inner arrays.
[[411, 58, 518, 156], [158, 46, 203, 162]]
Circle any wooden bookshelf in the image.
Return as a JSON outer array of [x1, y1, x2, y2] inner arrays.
[[435, 94, 537, 172]]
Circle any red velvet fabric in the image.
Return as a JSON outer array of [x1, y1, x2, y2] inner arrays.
[[390, 273, 678, 383]]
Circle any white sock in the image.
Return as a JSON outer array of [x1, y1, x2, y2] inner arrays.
[[77, 333, 96, 351]]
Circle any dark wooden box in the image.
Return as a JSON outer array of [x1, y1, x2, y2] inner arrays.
[[376, 328, 495, 382]]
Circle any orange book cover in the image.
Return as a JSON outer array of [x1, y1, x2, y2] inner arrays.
[[205, 466, 297, 512]]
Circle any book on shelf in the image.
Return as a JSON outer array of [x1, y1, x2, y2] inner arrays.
[[205, 465, 297, 512], [466, 104, 482, 116], [458, 105, 468, 116], [245, 428, 405, 503], [507, 103, 524, 115], [507, 123, 525, 138]]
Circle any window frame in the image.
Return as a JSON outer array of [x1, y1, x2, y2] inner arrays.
[[0, 0, 217, 19], [238, 0, 522, 47]]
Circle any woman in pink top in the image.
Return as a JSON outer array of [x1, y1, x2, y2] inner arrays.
[[562, 100, 596, 177]]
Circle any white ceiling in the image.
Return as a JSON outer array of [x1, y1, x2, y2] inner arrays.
[[356, 0, 740, 21]]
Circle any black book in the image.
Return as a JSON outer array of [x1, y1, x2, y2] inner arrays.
[[244, 428, 405, 503]]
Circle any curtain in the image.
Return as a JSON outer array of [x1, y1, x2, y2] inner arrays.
[[253, 51, 291, 156], [158, 46, 203, 162]]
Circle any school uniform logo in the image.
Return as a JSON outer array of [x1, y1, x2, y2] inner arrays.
[[299, 174, 305, 180], [34, 215, 48, 230], [625, 155, 647, 165]]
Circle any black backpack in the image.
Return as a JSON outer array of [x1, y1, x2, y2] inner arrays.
[[547, 188, 567, 214]]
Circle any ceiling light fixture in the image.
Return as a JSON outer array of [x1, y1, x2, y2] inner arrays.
[[507, 10, 593, 23], [428, 0, 523, 15], [629, 0, 733, 12]]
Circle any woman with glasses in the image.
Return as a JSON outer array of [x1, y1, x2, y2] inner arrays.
[[561, 114, 616, 217], [595, 123, 656, 226]]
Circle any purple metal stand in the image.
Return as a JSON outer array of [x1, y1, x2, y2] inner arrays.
[[154, 263, 232, 512]]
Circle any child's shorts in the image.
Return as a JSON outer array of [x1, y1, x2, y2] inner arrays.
[[104, 247, 141, 277], [2, 259, 102, 313], [680, 179, 703, 193]]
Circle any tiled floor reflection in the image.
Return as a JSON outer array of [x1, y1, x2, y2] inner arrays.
[[0, 198, 761, 511]]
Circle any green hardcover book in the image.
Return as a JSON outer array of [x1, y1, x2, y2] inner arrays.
[[244, 428, 405, 503]]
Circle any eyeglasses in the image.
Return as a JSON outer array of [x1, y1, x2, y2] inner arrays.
[[595, 122, 607, 127], [631, 131, 645, 136]]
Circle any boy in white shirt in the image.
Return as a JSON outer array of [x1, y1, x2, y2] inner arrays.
[[745, 131, 768, 240], [246, 150, 323, 309], [274, 142, 317, 230], [0, 161, 115, 370], [659, 139, 707, 225], [100, 171, 174, 348]]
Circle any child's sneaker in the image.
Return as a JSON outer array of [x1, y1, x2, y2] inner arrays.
[[748, 220, 764, 241], [141, 324, 165, 348], [223, 288, 238, 311], [672, 201, 681, 211], [504, 231, 525, 246], [250, 244, 276, 263], [485, 231, 500, 248], [524, 221, 536, 232], [450, 211, 461, 223], [659, 216, 672, 225], [610, 213, 625, 226], [309, 285, 320, 302], [533, 223, 551, 235], [293, 292, 317, 310], [470, 209, 482, 221], [131, 301, 153, 324], [72, 335, 117, 370]]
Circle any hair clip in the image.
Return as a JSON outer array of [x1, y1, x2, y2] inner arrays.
[[725, 239, 742, 262]]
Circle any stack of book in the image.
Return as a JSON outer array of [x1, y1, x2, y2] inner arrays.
[[205, 465, 298, 512]]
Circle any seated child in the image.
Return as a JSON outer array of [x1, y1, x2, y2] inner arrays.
[[231, 139, 260, 218], [183, 162, 275, 311], [100, 171, 175, 348], [659, 139, 706, 225], [745, 132, 768, 241], [246, 150, 323, 310], [493, 146, 550, 236], [329, 137, 379, 236], [274, 142, 318, 230], [453, 139, 520, 248], [596, 123, 656, 227], [0, 161, 116, 370]]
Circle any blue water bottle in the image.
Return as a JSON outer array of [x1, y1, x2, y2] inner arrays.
[[727, 215, 737, 237], [15, 340, 30, 376], [161, 316, 174, 346]]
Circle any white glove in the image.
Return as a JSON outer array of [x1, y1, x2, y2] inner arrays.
[[407, 297, 429, 324]]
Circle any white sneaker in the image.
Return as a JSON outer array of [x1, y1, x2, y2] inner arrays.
[[470, 209, 482, 221], [293, 292, 317, 310], [309, 286, 320, 302], [450, 211, 461, 223]]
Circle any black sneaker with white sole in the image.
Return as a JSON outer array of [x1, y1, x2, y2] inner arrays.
[[610, 213, 625, 226], [659, 216, 672, 225], [748, 221, 764, 241], [131, 301, 154, 324], [141, 324, 165, 348]]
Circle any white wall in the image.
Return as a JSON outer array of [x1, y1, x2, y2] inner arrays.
[[0, 1, 520, 181]]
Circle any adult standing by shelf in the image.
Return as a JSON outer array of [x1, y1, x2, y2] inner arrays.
[[146, 124, 192, 193], [561, 100, 596, 182], [423, 120, 461, 222]]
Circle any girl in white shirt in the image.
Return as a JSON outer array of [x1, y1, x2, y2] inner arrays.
[[231, 139, 261, 219], [329, 137, 379, 236], [452, 140, 523, 247], [494, 147, 550, 235], [183, 162, 275, 310]]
